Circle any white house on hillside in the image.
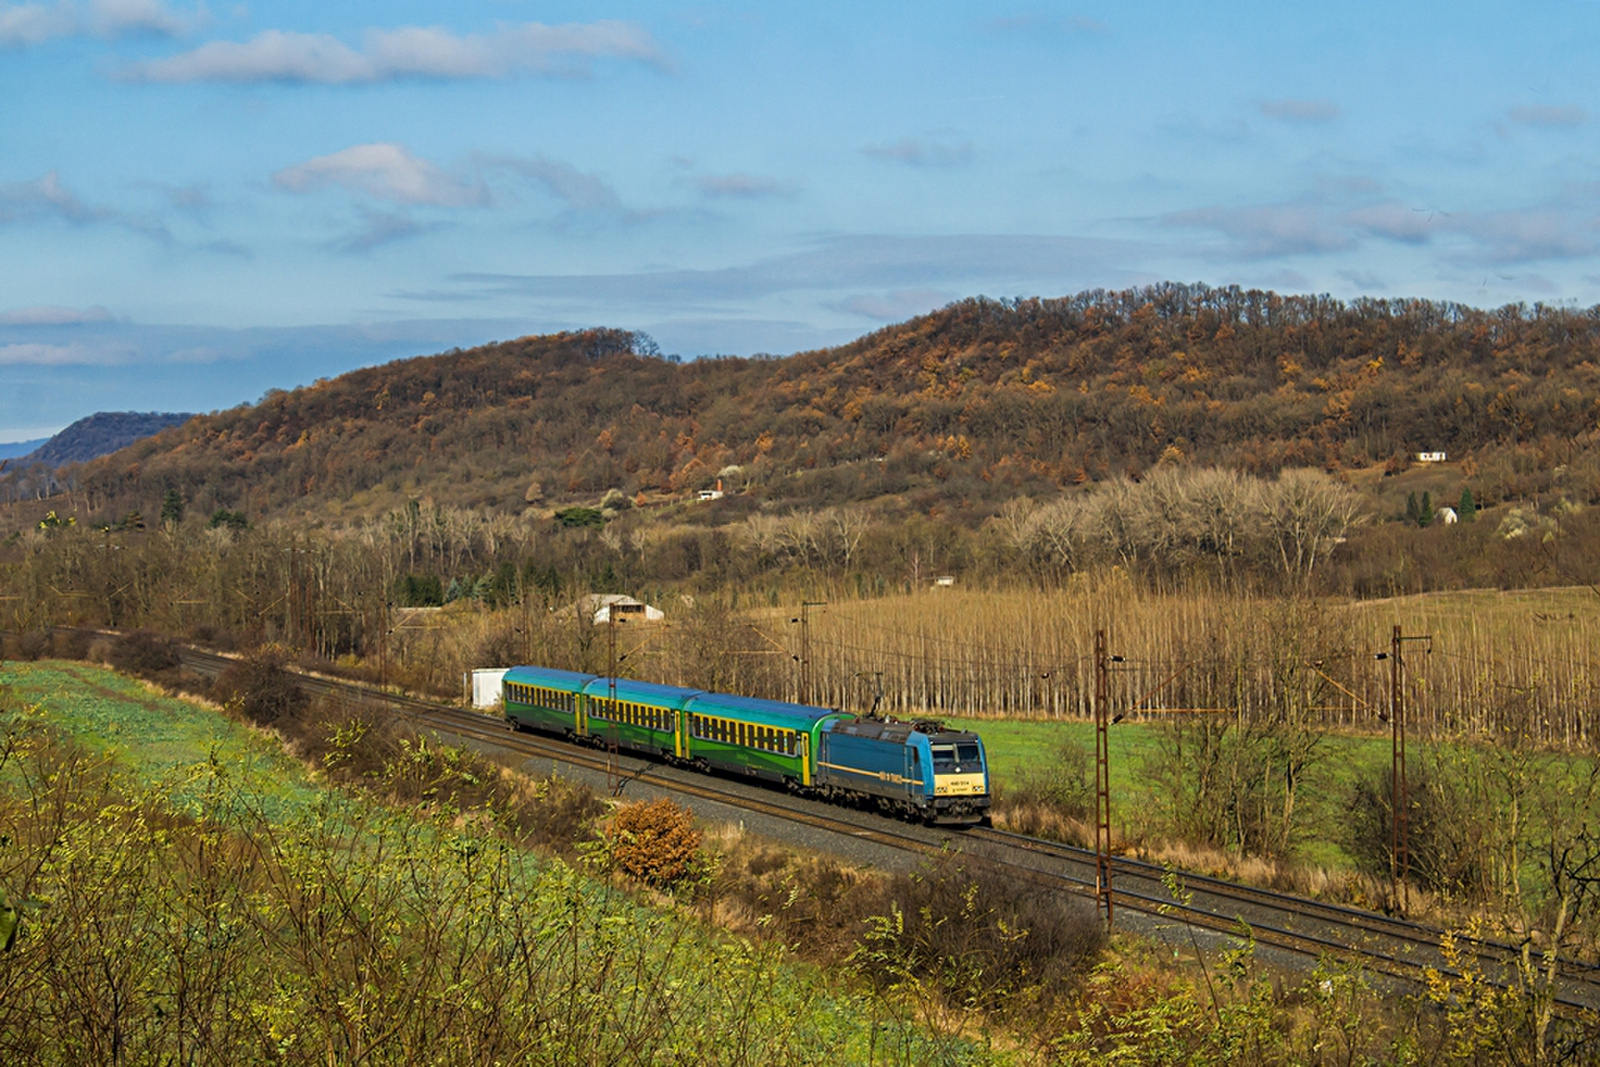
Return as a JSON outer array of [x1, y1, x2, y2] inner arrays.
[[583, 594, 666, 624]]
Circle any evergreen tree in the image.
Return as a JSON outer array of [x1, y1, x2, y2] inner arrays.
[[160, 488, 185, 527], [1419, 491, 1434, 527], [1405, 491, 1419, 524], [1459, 486, 1477, 522]]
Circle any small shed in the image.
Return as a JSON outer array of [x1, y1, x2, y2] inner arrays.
[[583, 593, 666, 624], [1416, 451, 1447, 463], [467, 667, 510, 709]]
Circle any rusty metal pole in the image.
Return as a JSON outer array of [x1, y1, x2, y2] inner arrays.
[[798, 601, 824, 705], [378, 595, 388, 689], [1095, 628, 1113, 931], [801, 602, 811, 705], [1391, 624, 1409, 912]]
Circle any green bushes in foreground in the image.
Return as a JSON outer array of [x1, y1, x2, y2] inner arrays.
[[0, 716, 992, 1066]]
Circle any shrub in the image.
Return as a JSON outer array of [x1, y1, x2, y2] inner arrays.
[[215, 654, 306, 726], [519, 774, 607, 849], [854, 853, 1105, 1015], [604, 797, 703, 886], [993, 738, 1095, 845], [108, 630, 180, 676], [51, 629, 93, 660], [15, 630, 50, 661], [1346, 764, 1484, 896]]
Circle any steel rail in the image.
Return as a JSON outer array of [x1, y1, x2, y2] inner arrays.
[[142, 645, 1600, 1013]]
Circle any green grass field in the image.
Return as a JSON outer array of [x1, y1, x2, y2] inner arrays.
[[952, 715, 1412, 869], [0, 660, 323, 824], [0, 660, 1019, 1065]]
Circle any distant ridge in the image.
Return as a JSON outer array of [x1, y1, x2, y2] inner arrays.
[[11, 282, 1600, 526], [17, 411, 194, 467], [0, 437, 48, 461]]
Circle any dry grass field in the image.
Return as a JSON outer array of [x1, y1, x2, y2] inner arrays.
[[790, 580, 1600, 749]]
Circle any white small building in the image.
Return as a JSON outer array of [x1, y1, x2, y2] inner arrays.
[[696, 478, 726, 502], [584, 593, 666, 624], [1416, 451, 1447, 463], [467, 667, 510, 709]]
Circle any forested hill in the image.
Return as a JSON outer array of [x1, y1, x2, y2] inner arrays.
[[14, 283, 1600, 526], [16, 411, 194, 467]]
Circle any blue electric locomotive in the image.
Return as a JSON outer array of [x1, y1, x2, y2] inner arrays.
[[501, 665, 990, 825]]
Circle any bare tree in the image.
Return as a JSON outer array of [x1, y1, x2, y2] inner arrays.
[[1258, 469, 1365, 585]]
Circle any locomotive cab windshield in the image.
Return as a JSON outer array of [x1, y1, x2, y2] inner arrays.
[[930, 740, 981, 774], [929, 733, 987, 802]]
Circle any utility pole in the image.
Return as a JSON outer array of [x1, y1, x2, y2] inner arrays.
[[1095, 628, 1114, 931], [797, 601, 824, 705], [1391, 625, 1405, 908], [1381, 625, 1432, 914], [378, 594, 388, 689], [609, 609, 619, 687]]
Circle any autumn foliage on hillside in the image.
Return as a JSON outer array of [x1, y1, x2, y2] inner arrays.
[[11, 282, 1600, 525]]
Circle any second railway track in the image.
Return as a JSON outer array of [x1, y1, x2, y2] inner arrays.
[[174, 645, 1600, 1015]]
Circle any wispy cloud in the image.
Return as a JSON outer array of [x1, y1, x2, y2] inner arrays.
[[487, 155, 623, 213], [0, 170, 170, 241], [1162, 202, 1352, 258], [863, 135, 973, 168], [1507, 104, 1587, 127], [0, 0, 197, 46], [833, 288, 953, 321], [333, 210, 443, 254], [1454, 209, 1599, 263], [453, 233, 1142, 307], [0, 340, 126, 365], [121, 21, 668, 83], [274, 144, 487, 207], [1257, 98, 1340, 123], [0, 304, 113, 325], [0, 171, 107, 223], [696, 173, 787, 198], [1344, 201, 1440, 244]]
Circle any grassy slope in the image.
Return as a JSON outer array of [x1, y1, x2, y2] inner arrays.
[[0, 660, 1011, 1066]]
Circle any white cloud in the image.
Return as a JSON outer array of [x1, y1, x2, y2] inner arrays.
[[0, 341, 110, 364], [0, 4, 74, 46], [122, 20, 667, 83], [89, 0, 190, 35], [1258, 99, 1341, 123], [0, 304, 113, 325], [0, 0, 194, 46], [274, 144, 486, 207]]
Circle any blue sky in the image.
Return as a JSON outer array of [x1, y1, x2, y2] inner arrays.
[[4, 1, 1600, 441]]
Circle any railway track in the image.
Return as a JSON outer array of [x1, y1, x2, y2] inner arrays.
[[170, 646, 1600, 1013]]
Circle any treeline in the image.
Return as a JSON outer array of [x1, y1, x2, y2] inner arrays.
[[8, 467, 1600, 640], [9, 284, 1600, 527]]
